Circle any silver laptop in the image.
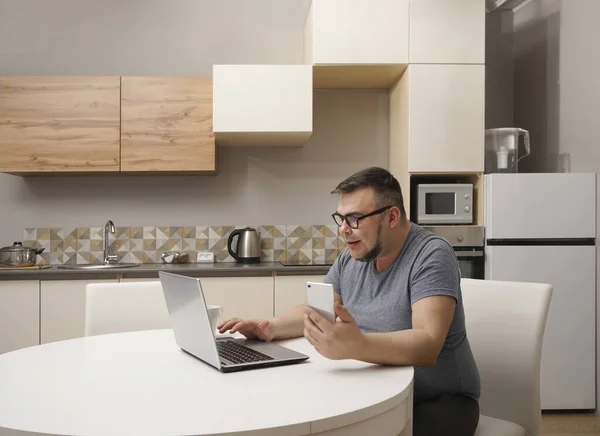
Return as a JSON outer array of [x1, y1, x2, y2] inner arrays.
[[158, 271, 309, 372]]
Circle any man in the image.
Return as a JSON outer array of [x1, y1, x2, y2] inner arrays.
[[218, 167, 481, 436]]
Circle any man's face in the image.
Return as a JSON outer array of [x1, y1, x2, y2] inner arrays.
[[336, 188, 388, 262]]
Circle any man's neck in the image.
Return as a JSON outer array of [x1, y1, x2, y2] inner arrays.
[[375, 220, 412, 272]]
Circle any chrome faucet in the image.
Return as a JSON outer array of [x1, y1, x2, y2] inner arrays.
[[104, 220, 118, 265]]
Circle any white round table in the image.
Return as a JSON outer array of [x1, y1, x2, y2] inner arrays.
[[0, 330, 414, 436]]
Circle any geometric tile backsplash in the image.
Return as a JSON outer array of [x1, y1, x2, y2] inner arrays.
[[22, 225, 345, 266]]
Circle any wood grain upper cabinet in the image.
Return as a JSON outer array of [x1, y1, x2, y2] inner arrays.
[[120, 76, 215, 172], [0, 76, 120, 173]]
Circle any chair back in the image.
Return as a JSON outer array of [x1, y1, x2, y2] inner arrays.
[[461, 278, 552, 436], [85, 281, 171, 336]]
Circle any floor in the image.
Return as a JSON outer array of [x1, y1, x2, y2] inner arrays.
[[542, 413, 600, 435]]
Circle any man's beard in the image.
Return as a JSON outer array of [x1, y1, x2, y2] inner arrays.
[[357, 222, 383, 263]]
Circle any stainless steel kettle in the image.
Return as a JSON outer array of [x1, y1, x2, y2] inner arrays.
[[227, 227, 261, 264]]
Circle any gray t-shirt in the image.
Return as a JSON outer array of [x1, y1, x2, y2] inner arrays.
[[324, 223, 480, 404]]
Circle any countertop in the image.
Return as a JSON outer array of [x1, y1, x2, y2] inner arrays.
[[0, 262, 333, 281]]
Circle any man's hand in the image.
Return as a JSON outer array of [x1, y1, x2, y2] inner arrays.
[[303, 302, 365, 360], [217, 318, 275, 342]]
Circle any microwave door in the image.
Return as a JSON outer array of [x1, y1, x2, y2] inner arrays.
[[424, 192, 457, 224], [417, 184, 473, 225]]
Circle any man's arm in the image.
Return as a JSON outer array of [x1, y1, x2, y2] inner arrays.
[[356, 295, 456, 367], [272, 293, 343, 340], [352, 239, 460, 367], [304, 241, 459, 365]]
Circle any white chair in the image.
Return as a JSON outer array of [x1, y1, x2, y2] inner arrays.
[[461, 278, 553, 436], [85, 281, 172, 336]]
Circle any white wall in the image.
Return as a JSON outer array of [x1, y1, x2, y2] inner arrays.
[[0, 0, 390, 244]]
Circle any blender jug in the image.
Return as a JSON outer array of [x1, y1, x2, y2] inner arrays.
[[484, 128, 531, 173]]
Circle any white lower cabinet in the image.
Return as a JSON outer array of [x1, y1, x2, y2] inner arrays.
[[199, 277, 274, 321], [121, 276, 274, 321], [40, 279, 118, 344], [274, 275, 326, 316], [0, 280, 40, 354], [21, 274, 327, 350]]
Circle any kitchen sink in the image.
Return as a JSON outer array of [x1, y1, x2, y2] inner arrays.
[[55, 263, 141, 270]]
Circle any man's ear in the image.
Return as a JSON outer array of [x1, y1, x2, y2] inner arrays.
[[388, 206, 402, 228]]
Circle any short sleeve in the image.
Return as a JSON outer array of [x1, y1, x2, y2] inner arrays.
[[324, 248, 347, 296], [409, 239, 460, 305]]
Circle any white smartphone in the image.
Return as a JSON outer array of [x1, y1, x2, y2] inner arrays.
[[306, 281, 336, 323]]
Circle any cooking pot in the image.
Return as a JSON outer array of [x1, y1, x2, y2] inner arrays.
[[0, 242, 45, 267]]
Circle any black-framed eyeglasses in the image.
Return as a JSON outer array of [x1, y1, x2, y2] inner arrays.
[[331, 205, 393, 229]]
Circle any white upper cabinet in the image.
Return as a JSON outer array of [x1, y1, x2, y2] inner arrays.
[[391, 64, 485, 174], [307, 0, 409, 65], [409, 0, 485, 64], [213, 65, 313, 147], [306, 0, 409, 88]]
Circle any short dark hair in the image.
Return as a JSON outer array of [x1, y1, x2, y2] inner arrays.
[[331, 167, 406, 217]]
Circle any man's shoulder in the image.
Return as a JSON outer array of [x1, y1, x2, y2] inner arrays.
[[409, 225, 455, 254], [405, 225, 457, 267]]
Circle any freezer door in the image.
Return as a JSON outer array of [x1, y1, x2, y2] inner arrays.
[[484, 173, 596, 239], [485, 245, 596, 410]]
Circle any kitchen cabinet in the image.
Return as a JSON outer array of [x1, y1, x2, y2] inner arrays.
[[121, 277, 274, 320], [200, 277, 274, 320], [409, 0, 485, 64], [274, 275, 325, 316], [120, 77, 215, 172], [40, 279, 118, 344], [0, 76, 121, 174], [389, 64, 485, 174], [306, 0, 409, 88], [212, 65, 312, 146], [0, 280, 40, 354]]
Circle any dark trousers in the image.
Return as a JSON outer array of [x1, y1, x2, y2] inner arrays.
[[413, 393, 480, 436]]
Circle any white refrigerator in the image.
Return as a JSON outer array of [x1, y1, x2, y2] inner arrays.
[[484, 173, 597, 411]]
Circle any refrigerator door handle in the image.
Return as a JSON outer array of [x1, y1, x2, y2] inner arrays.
[[455, 250, 484, 258]]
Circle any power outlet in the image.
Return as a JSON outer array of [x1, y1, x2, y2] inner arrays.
[[196, 251, 215, 263]]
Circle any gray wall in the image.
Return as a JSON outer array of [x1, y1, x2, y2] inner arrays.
[[512, 0, 561, 173], [0, 0, 312, 74], [509, 0, 600, 413], [485, 9, 515, 129], [0, 0, 390, 244], [556, 0, 600, 415]]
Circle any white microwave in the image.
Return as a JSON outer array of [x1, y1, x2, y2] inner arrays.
[[416, 183, 473, 225]]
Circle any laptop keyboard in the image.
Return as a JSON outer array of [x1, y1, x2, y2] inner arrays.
[[217, 340, 274, 365]]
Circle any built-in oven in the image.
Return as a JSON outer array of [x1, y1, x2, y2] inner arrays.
[[422, 225, 485, 280]]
